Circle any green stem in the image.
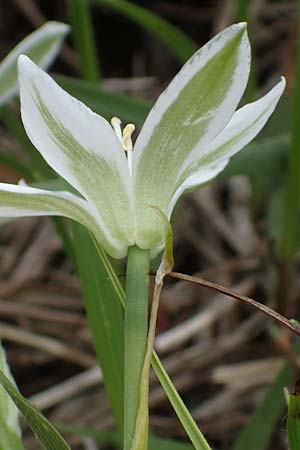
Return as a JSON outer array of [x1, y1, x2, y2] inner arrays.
[[93, 237, 211, 449], [235, 0, 257, 102], [124, 246, 150, 450]]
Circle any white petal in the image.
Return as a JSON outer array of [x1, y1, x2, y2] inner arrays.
[[18, 56, 135, 250], [0, 22, 69, 107], [133, 23, 250, 249], [0, 183, 126, 258], [177, 78, 286, 188]]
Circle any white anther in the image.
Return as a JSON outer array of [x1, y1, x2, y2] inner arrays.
[[122, 124, 135, 152]]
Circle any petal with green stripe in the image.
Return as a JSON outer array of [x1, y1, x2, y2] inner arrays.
[[0, 183, 124, 258], [133, 23, 250, 249], [18, 56, 135, 254]]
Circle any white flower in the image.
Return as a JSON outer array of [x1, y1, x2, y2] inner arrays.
[[0, 23, 285, 258]]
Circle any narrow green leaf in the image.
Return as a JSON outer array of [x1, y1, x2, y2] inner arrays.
[[152, 352, 211, 450], [56, 75, 150, 126], [235, 0, 257, 101], [0, 21, 69, 107], [68, 0, 102, 82], [73, 224, 124, 432], [235, 0, 249, 21], [282, 0, 300, 261], [93, 0, 197, 62], [0, 369, 71, 450], [232, 362, 292, 450], [0, 341, 24, 450], [288, 390, 300, 450]]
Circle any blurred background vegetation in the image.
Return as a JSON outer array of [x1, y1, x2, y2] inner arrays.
[[0, 1, 300, 449]]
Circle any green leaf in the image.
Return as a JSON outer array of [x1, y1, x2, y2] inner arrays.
[[68, 0, 102, 82], [0, 21, 69, 107], [282, 0, 300, 261], [73, 224, 124, 432], [56, 75, 150, 126], [93, 0, 197, 62], [152, 353, 211, 450], [232, 362, 292, 450], [288, 389, 300, 450], [0, 341, 24, 450], [0, 368, 71, 450]]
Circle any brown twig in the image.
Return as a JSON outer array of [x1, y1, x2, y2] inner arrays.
[[167, 272, 300, 337]]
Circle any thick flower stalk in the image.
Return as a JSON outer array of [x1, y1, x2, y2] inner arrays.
[[0, 23, 285, 258]]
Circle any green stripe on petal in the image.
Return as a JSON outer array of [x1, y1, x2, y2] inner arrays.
[[0, 183, 125, 258], [18, 56, 135, 253], [0, 22, 69, 107], [133, 23, 250, 250]]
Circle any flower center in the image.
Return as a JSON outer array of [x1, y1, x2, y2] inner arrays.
[[111, 117, 135, 176]]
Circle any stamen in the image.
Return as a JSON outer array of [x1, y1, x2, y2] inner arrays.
[[111, 117, 135, 176], [122, 124, 135, 176], [111, 116, 122, 143], [122, 124, 135, 152]]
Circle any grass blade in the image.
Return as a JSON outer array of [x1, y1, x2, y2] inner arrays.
[[68, 0, 102, 82], [93, 0, 197, 62], [0, 369, 71, 450], [0, 341, 24, 450], [232, 362, 292, 450], [288, 388, 300, 450], [73, 224, 124, 432], [282, 0, 300, 261], [151, 352, 211, 450]]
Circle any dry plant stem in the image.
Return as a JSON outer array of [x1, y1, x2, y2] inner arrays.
[[168, 272, 300, 337]]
